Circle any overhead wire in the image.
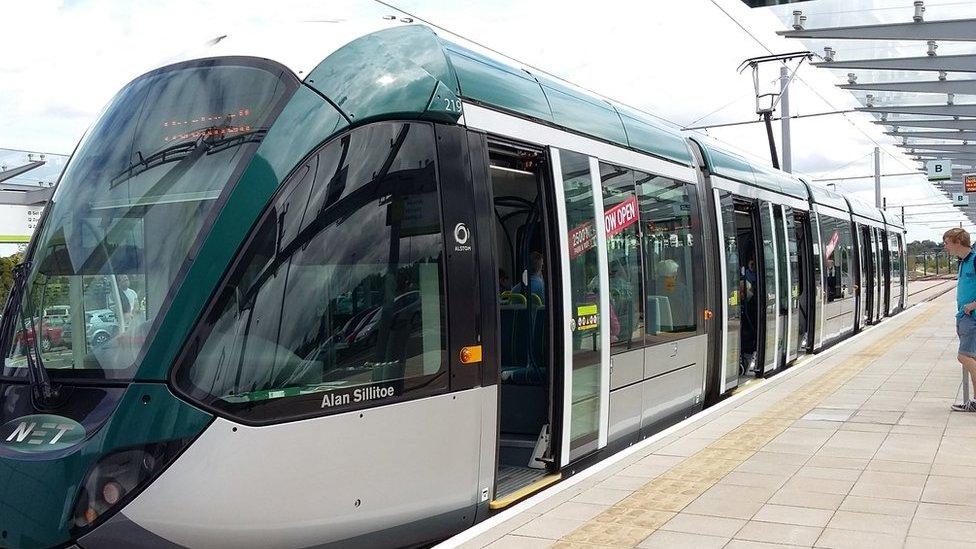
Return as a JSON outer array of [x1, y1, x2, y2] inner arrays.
[[809, 151, 875, 181]]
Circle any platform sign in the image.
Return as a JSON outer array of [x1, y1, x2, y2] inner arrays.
[[954, 193, 971, 206], [966, 174, 976, 194], [927, 160, 951, 181], [0, 205, 40, 244]]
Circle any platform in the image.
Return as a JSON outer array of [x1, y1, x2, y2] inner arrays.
[[445, 280, 973, 549]]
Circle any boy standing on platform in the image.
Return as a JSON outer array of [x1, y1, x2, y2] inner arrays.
[[944, 228, 976, 412]]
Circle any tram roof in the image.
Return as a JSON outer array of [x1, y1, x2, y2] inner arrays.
[[302, 25, 694, 166], [880, 209, 905, 230], [691, 138, 809, 201], [806, 183, 851, 214], [845, 196, 885, 223]]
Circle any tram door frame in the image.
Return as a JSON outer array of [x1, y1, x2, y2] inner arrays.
[[852, 223, 865, 331], [860, 225, 875, 324], [881, 230, 891, 316], [758, 201, 780, 376], [781, 205, 801, 365], [872, 228, 883, 322]]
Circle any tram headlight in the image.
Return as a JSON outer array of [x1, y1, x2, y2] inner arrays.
[[70, 439, 189, 535]]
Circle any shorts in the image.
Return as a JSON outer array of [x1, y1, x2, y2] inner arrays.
[[958, 314, 976, 357]]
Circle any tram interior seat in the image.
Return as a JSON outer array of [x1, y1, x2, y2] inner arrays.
[[499, 291, 548, 439]]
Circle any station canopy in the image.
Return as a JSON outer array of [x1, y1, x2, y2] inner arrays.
[[774, 0, 976, 228]]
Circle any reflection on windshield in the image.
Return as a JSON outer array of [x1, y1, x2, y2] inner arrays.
[[2, 61, 294, 380]]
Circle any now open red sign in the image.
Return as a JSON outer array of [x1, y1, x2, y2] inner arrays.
[[567, 196, 641, 260], [604, 195, 639, 238]]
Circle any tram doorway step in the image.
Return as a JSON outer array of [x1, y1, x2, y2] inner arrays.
[[490, 468, 561, 510]]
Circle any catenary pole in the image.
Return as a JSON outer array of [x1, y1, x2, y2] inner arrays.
[[781, 66, 792, 173]]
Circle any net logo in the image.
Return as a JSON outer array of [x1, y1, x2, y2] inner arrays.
[[1, 414, 86, 453]]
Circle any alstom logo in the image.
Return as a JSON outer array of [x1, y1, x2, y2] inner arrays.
[[1, 414, 86, 453]]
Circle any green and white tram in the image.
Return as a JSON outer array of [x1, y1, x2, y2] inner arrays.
[[0, 22, 906, 549]]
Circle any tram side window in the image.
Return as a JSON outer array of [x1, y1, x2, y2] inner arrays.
[[175, 122, 448, 422], [599, 162, 644, 353], [637, 171, 698, 342], [820, 215, 854, 302]]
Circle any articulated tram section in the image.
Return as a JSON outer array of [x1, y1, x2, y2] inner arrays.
[[1, 2, 975, 548]]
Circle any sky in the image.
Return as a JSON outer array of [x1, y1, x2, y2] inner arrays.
[[1, 0, 974, 242]]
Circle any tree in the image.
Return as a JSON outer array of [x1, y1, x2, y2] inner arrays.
[[0, 253, 23, 307]]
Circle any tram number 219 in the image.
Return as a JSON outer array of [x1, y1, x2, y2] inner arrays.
[[443, 98, 463, 113]]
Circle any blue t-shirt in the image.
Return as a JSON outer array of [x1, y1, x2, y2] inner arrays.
[[958, 249, 976, 318]]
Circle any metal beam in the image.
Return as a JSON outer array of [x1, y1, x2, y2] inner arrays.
[[778, 19, 976, 41], [841, 79, 976, 95], [915, 158, 976, 166], [859, 104, 976, 117], [888, 130, 976, 141], [814, 54, 976, 73], [0, 160, 45, 184], [0, 188, 52, 206], [874, 119, 976, 130], [901, 144, 976, 153]]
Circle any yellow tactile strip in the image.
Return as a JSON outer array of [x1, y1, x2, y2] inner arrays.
[[552, 304, 932, 548]]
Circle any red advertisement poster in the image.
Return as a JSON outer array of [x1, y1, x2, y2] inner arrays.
[[568, 220, 596, 259], [824, 230, 840, 259], [604, 195, 639, 238]]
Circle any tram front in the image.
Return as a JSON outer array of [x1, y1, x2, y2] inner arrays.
[[0, 57, 301, 548]]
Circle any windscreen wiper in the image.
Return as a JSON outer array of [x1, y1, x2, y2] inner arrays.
[[111, 129, 267, 187], [1, 263, 58, 404]]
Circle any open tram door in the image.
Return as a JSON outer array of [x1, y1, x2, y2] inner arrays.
[[859, 225, 876, 324], [478, 137, 562, 509], [713, 194, 768, 390]]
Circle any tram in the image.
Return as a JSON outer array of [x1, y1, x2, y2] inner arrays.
[[0, 22, 906, 549]]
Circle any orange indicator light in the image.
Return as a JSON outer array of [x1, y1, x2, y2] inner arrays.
[[459, 345, 483, 364]]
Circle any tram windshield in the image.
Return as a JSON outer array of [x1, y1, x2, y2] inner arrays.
[[1, 60, 293, 380]]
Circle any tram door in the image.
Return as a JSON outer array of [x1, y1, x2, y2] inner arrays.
[[552, 149, 609, 465], [881, 230, 891, 316], [873, 228, 883, 321], [860, 225, 875, 324], [853, 224, 865, 330], [485, 140, 559, 503], [791, 210, 811, 355], [759, 202, 780, 375], [714, 190, 741, 392]]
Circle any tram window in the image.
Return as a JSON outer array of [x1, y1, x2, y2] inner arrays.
[[175, 122, 448, 423], [636, 172, 698, 341], [820, 215, 854, 303], [599, 162, 644, 353]]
